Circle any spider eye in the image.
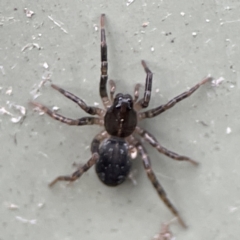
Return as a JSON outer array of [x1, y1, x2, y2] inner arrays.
[[115, 97, 123, 109]]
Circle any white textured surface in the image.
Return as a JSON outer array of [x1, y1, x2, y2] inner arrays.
[[1, 1, 240, 240]]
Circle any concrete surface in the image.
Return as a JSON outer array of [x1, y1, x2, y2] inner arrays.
[[1, 1, 240, 240]]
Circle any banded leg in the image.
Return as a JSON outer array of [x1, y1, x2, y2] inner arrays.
[[51, 84, 105, 116], [49, 153, 99, 187], [133, 83, 142, 103], [49, 130, 108, 187], [32, 102, 103, 126], [109, 79, 116, 103], [139, 76, 212, 120], [135, 60, 153, 110], [135, 126, 198, 165], [91, 130, 109, 153], [100, 14, 111, 108], [131, 137, 186, 228]]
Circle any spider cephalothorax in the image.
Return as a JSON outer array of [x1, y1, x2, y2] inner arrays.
[[104, 93, 137, 138]]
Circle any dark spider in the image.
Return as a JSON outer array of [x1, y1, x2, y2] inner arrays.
[[33, 14, 212, 228]]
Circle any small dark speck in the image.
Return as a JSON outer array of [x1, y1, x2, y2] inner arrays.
[[204, 133, 210, 138], [14, 133, 17, 145], [230, 65, 233, 69], [214, 146, 220, 151], [199, 120, 208, 127], [91, 64, 96, 70], [14, 8, 18, 11], [171, 38, 175, 43], [147, 208, 152, 213], [2, 221, 7, 227]]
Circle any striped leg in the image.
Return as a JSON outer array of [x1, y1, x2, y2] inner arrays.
[[49, 131, 109, 187], [51, 84, 105, 116], [49, 153, 99, 187], [139, 76, 212, 120], [32, 102, 102, 126], [135, 126, 198, 165], [133, 83, 142, 103], [100, 14, 111, 108], [134, 60, 153, 110], [130, 136, 187, 228], [109, 79, 116, 103]]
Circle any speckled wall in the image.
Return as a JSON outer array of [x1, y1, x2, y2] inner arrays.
[[1, 1, 240, 239]]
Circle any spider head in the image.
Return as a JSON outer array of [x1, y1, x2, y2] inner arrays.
[[113, 93, 133, 112], [104, 93, 137, 138]]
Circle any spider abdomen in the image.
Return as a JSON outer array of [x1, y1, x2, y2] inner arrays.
[[95, 137, 131, 186]]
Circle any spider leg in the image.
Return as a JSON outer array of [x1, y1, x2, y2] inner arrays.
[[100, 14, 111, 109], [135, 60, 153, 110], [49, 153, 99, 187], [128, 135, 187, 228], [135, 126, 198, 165], [133, 83, 142, 103], [139, 76, 212, 120], [91, 130, 109, 153], [51, 84, 105, 116], [49, 130, 108, 187], [109, 79, 116, 103], [32, 102, 103, 126]]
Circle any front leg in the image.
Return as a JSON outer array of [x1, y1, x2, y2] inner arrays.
[[32, 102, 103, 126], [51, 84, 105, 117], [135, 60, 153, 110], [99, 14, 111, 109], [139, 76, 212, 120]]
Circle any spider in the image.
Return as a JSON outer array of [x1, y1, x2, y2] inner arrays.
[[33, 14, 212, 228]]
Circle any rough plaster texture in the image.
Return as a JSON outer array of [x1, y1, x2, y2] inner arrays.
[[1, 1, 240, 240]]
